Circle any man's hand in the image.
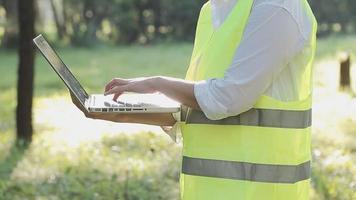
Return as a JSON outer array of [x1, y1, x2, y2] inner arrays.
[[70, 75, 198, 126], [104, 77, 157, 101], [104, 76, 200, 110], [69, 91, 124, 122], [69, 91, 174, 126]]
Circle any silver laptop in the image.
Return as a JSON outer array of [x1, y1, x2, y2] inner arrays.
[[33, 34, 180, 113]]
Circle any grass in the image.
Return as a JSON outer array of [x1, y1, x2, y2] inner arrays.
[[0, 43, 191, 200], [311, 35, 356, 200], [0, 35, 356, 199], [0, 43, 192, 95]]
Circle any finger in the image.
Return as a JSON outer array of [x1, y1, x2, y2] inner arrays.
[[111, 87, 125, 101], [114, 85, 130, 101], [104, 85, 124, 96], [104, 78, 130, 92], [113, 91, 124, 101], [105, 85, 128, 101], [104, 79, 117, 93]]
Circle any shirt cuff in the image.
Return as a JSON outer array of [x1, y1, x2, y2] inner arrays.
[[194, 79, 224, 120], [194, 80, 210, 111]]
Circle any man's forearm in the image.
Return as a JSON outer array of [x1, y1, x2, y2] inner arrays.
[[113, 76, 196, 126], [117, 76, 198, 126], [148, 76, 201, 110], [94, 76, 199, 127]]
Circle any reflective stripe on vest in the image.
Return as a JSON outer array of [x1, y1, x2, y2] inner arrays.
[[182, 156, 310, 184], [186, 108, 312, 128]]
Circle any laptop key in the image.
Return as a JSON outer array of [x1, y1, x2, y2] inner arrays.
[[117, 101, 125, 105]]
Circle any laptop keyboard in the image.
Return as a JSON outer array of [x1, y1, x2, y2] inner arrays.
[[104, 101, 154, 108], [90, 95, 163, 112]]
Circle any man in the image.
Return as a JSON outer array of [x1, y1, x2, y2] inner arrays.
[[72, 0, 317, 199]]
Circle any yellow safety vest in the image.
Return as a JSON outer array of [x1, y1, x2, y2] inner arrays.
[[180, 0, 317, 199]]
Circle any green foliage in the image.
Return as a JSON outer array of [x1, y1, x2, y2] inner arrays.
[[2, 0, 356, 47], [54, 0, 356, 45], [3, 0, 356, 46], [60, 0, 205, 45], [309, 0, 356, 36], [312, 156, 356, 200], [160, 0, 206, 41]]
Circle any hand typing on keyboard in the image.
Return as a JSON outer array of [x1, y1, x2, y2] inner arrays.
[[104, 100, 154, 108]]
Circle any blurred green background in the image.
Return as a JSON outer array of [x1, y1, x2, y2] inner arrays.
[[0, 0, 356, 199]]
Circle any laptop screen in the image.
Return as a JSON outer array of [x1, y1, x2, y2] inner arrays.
[[33, 35, 88, 105]]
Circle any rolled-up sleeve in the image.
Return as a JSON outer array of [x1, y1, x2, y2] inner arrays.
[[194, 4, 305, 120]]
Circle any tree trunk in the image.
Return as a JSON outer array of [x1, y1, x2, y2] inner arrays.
[[2, 0, 18, 48], [339, 52, 351, 91], [16, 0, 36, 143], [50, 0, 66, 40]]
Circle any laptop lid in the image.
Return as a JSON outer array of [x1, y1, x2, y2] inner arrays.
[[33, 34, 88, 105]]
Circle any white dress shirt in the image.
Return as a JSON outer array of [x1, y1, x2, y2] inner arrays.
[[164, 0, 313, 141], [194, 0, 313, 120]]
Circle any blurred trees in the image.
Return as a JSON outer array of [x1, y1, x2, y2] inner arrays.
[[50, 0, 206, 45], [50, 0, 67, 40], [1, 0, 18, 48], [49, 0, 356, 45], [309, 0, 356, 37], [1, 0, 356, 47]]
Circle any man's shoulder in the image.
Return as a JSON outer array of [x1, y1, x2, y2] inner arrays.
[[252, 0, 312, 42]]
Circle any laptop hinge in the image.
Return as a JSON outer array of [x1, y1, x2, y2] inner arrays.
[[84, 96, 91, 109]]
